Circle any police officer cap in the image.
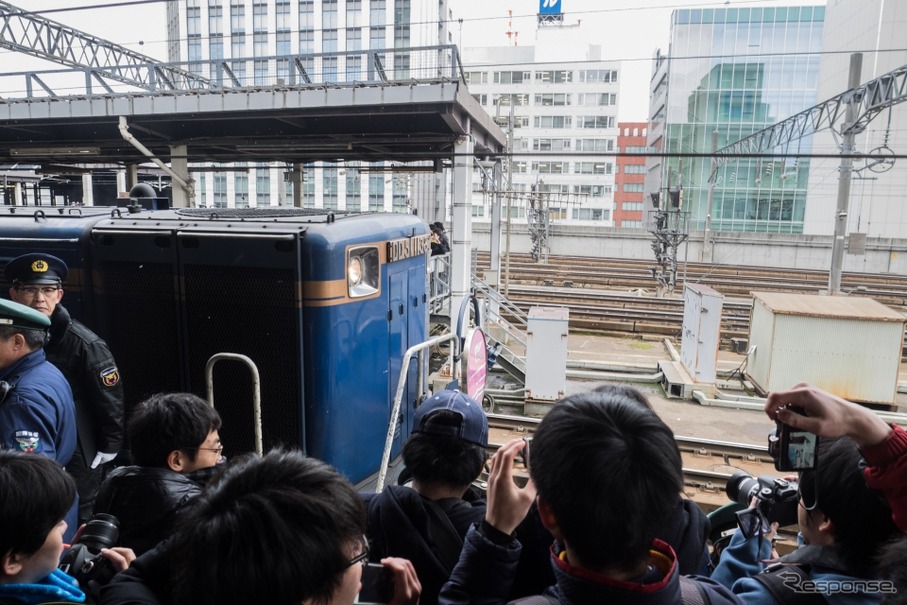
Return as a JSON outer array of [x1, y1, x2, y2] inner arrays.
[[5, 253, 68, 286], [0, 298, 51, 330]]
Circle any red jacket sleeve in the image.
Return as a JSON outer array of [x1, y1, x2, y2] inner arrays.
[[862, 424, 907, 533]]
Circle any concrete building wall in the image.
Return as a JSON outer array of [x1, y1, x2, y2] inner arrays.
[[471, 222, 907, 276]]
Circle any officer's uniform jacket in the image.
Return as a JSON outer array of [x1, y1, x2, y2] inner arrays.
[[46, 305, 124, 463]]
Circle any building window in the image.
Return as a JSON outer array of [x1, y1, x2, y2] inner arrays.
[[323, 0, 338, 28], [299, 30, 314, 54], [622, 202, 643, 211], [533, 162, 567, 174], [535, 70, 573, 83], [575, 138, 613, 152], [346, 164, 361, 209], [370, 0, 386, 27], [493, 71, 529, 84], [465, 71, 488, 85], [623, 183, 645, 193], [235, 173, 249, 208], [578, 69, 618, 83], [347, 27, 362, 51], [252, 3, 267, 32], [576, 93, 616, 106], [230, 3, 244, 35], [368, 173, 384, 211], [572, 208, 606, 221], [347, 0, 362, 27], [574, 162, 609, 175], [621, 220, 643, 228], [323, 29, 338, 53], [275, 1, 290, 30], [578, 116, 615, 129], [533, 116, 572, 129], [534, 93, 571, 106], [299, 0, 314, 29], [493, 93, 529, 106], [213, 173, 227, 208], [256, 168, 270, 205], [323, 166, 338, 210], [533, 138, 570, 152]]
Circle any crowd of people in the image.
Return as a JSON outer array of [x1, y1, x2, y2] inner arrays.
[[1, 249, 906, 605]]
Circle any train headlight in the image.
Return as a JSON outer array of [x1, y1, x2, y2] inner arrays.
[[347, 246, 379, 298]]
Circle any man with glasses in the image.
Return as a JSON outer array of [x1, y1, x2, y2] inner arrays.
[[6, 252, 125, 525], [92, 392, 223, 555], [100, 450, 421, 605]]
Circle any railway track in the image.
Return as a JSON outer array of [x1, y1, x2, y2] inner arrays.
[[476, 253, 907, 350]]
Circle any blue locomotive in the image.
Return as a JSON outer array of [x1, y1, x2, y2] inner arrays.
[[0, 205, 431, 484]]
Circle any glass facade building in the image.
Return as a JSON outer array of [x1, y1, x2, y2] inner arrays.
[[647, 6, 825, 233]]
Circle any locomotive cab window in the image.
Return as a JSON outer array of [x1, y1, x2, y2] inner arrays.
[[347, 245, 380, 298]]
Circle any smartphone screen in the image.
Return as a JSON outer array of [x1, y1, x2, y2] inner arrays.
[[775, 406, 818, 471], [357, 563, 391, 604]]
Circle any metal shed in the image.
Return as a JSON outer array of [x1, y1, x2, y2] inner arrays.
[[746, 292, 906, 404]]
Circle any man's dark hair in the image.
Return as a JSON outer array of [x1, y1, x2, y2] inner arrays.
[[529, 390, 682, 571], [0, 450, 75, 567], [799, 437, 899, 573], [403, 411, 487, 488], [169, 449, 366, 605], [0, 326, 48, 350], [127, 393, 222, 468], [592, 384, 653, 410]]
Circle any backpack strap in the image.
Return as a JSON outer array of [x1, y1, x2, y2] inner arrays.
[[423, 498, 465, 573], [752, 564, 828, 605], [679, 575, 711, 605]]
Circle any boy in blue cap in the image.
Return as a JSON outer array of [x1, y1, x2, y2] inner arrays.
[[363, 389, 489, 605]]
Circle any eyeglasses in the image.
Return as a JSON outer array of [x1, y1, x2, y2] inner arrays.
[[15, 285, 60, 297], [347, 536, 369, 568], [183, 444, 224, 456]]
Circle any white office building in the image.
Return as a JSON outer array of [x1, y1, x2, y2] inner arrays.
[[165, 0, 453, 209], [462, 24, 620, 226]]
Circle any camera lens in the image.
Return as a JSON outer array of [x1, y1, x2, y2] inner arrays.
[[79, 513, 119, 552], [726, 470, 760, 506]]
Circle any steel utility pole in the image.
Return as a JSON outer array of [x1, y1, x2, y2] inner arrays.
[[702, 129, 718, 263], [829, 53, 862, 295]]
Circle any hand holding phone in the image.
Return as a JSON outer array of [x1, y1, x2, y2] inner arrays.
[[357, 562, 392, 604]]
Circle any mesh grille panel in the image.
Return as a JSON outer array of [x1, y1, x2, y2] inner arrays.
[[182, 264, 302, 456], [92, 261, 183, 415]]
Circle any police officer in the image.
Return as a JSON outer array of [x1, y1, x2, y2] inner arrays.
[[6, 253, 125, 524], [0, 297, 78, 539]]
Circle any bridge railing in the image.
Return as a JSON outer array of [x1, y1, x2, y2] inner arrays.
[[0, 44, 465, 100]]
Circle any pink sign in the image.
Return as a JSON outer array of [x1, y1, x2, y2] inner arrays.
[[463, 328, 487, 404]]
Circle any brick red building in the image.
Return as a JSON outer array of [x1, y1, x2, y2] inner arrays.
[[614, 122, 648, 228]]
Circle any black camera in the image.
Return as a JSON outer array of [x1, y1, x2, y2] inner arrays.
[[726, 471, 799, 538], [58, 513, 120, 595], [768, 406, 819, 472], [358, 562, 393, 604]]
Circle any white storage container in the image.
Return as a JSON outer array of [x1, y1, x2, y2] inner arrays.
[[746, 292, 905, 404]]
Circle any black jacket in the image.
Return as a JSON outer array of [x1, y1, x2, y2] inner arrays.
[[45, 305, 125, 463], [439, 523, 742, 605], [363, 485, 486, 605], [93, 465, 212, 556]]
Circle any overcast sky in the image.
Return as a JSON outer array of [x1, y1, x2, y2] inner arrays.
[[5, 0, 824, 121]]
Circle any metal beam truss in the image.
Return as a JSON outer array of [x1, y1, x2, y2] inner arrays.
[[714, 63, 907, 170], [0, 1, 209, 93]]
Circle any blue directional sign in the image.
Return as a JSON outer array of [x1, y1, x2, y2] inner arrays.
[[539, 0, 562, 16]]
